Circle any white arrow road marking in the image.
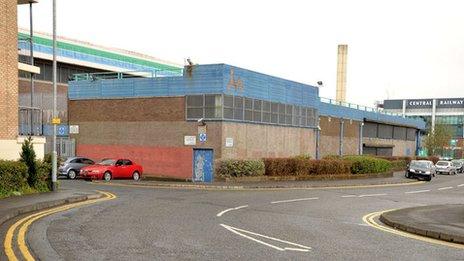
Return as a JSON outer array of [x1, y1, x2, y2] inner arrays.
[[358, 193, 387, 198], [405, 190, 430, 194], [216, 205, 249, 217], [270, 197, 319, 204], [220, 224, 312, 252], [438, 187, 453, 190]]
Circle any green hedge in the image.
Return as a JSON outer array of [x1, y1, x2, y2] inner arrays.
[[343, 156, 392, 174], [263, 158, 351, 176], [0, 160, 29, 198], [216, 159, 265, 177]]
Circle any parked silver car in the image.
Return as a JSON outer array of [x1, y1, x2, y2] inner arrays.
[[451, 160, 463, 173], [435, 160, 457, 175], [58, 157, 95, 179]]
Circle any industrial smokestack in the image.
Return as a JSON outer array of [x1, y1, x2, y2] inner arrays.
[[336, 44, 348, 102]]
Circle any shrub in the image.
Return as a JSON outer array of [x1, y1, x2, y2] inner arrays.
[[322, 155, 342, 160], [20, 137, 37, 187], [0, 160, 28, 197], [343, 155, 392, 174], [390, 160, 408, 171], [36, 160, 52, 192], [216, 159, 265, 177], [263, 158, 351, 176]]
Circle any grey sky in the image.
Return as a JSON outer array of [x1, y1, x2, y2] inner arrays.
[[17, 0, 464, 107]]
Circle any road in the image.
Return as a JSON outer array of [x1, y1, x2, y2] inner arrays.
[[2, 174, 464, 260]]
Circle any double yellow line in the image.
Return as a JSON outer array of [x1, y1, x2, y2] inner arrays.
[[3, 191, 116, 261], [363, 210, 464, 250]]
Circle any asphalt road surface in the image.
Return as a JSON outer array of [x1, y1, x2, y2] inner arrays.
[[3, 174, 464, 260]]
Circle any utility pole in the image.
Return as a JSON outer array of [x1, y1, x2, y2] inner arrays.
[[51, 0, 58, 191], [29, 2, 35, 135]]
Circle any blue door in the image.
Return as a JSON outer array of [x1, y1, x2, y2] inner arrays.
[[193, 149, 213, 182]]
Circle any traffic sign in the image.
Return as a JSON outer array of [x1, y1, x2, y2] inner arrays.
[[199, 133, 207, 143], [58, 126, 66, 136], [52, 117, 61, 125]]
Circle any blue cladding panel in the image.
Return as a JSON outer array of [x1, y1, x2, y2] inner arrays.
[[69, 63, 424, 129], [318, 102, 426, 129]]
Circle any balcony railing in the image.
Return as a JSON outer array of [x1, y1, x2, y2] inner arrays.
[[19, 106, 43, 136], [319, 97, 403, 117]]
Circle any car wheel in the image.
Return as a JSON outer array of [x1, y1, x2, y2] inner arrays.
[[132, 171, 140, 181], [103, 171, 112, 182], [68, 170, 77, 180], [426, 176, 432, 181]]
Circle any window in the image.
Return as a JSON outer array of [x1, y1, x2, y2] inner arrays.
[[224, 95, 234, 119], [116, 160, 124, 166], [262, 101, 271, 123], [71, 158, 81, 164], [204, 95, 222, 119], [393, 126, 407, 140], [285, 105, 293, 125], [82, 159, 94, 165], [186, 95, 204, 119], [271, 102, 279, 124], [378, 124, 393, 139], [406, 128, 416, 141], [234, 96, 244, 120], [245, 98, 253, 121], [253, 99, 262, 122], [363, 122, 378, 138], [123, 159, 133, 166]]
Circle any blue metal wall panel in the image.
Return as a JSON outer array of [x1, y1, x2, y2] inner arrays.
[[69, 63, 425, 129]]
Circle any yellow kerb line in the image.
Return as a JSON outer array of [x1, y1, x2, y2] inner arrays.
[[362, 209, 464, 250], [3, 191, 116, 261]]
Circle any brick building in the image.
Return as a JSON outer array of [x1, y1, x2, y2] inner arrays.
[[68, 64, 425, 181]]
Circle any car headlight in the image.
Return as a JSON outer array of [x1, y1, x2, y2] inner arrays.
[[425, 171, 430, 174], [410, 169, 416, 172]]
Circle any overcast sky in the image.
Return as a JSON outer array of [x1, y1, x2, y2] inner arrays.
[[17, 0, 464, 107]]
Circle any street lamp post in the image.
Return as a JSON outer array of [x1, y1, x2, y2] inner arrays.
[[51, 0, 58, 191]]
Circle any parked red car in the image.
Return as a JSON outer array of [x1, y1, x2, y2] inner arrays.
[[80, 158, 143, 181]]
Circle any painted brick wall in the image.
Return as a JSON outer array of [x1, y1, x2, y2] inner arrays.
[[0, 0, 18, 139], [77, 144, 192, 178], [221, 122, 316, 159]]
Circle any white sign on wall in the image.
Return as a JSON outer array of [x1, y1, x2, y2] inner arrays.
[[184, 136, 197, 146], [69, 125, 79, 134], [225, 137, 234, 147]]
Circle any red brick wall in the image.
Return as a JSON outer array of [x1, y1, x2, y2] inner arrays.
[[77, 144, 193, 179]]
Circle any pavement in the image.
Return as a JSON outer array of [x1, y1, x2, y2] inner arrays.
[[1, 173, 464, 260], [0, 184, 101, 226], [99, 171, 421, 190], [380, 204, 464, 244]]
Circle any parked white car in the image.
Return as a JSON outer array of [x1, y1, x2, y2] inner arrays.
[[435, 161, 457, 175]]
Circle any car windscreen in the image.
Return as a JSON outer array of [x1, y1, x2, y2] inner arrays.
[[452, 161, 461, 166], [410, 162, 428, 169], [436, 161, 449, 166], [98, 159, 116, 166]]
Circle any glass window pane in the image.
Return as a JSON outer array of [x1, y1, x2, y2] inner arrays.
[[187, 95, 203, 107], [205, 108, 222, 118], [271, 114, 278, 124], [263, 112, 270, 123], [271, 103, 278, 113], [278, 104, 285, 114], [224, 108, 233, 119], [286, 115, 292, 124], [234, 96, 243, 108], [253, 100, 262, 111], [234, 108, 243, 120], [224, 95, 234, 107], [205, 95, 216, 106], [187, 108, 203, 118], [263, 101, 271, 112], [245, 98, 253, 109], [245, 110, 253, 121], [253, 111, 262, 122]]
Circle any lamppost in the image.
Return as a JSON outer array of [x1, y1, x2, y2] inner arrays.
[[51, 0, 58, 191]]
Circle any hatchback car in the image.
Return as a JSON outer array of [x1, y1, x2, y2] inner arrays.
[[80, 158, 143, 181], [405, 160, 434, 181], [435, 161, 457, 175], [451, 160, 463, 173], [58, 157, 95, 179]]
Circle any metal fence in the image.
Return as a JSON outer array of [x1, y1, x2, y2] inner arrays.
[[45, 137, 76, 158], [19, 106, 43, 136]]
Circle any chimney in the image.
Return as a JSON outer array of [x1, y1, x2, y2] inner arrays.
[[336, 44, 348, 102]]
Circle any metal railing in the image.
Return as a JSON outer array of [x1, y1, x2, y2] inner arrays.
[[319, 97, 403, 117], [18, 106, 43, 136], [71, 68, 184, 82]]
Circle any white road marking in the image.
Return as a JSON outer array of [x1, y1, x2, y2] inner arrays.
[[270, 197, 319, 204], [341, 195, 357, 198], [405, 190, 430, 194], [358, 193, 387, 198], [438, 187, 453, 191], [458, 184, 464, 187], [216, 205, 249, 217], [220, 224, 312, 252]]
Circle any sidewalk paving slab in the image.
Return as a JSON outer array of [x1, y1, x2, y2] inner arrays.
[[380, 204, 464, 244], [0, 187, 101, 226]]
